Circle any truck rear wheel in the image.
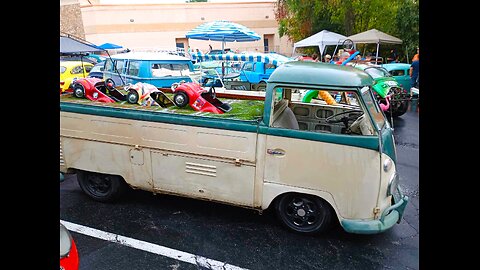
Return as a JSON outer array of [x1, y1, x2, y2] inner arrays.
[[77, 171, 127, 202], [275, 193, 332, 234]]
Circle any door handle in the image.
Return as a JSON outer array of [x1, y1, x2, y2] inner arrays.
[[267, 148, 285, 156]]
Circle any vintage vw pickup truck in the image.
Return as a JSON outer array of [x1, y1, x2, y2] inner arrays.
[[60, 61, 408, 235]]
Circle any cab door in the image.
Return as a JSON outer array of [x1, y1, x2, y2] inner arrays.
[[147, 122, 259, 207]]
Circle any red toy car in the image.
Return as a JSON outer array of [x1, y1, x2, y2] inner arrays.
[[60, 222, 79, 270], [171, 82, 232, 114], [70, 77, 116, 103]]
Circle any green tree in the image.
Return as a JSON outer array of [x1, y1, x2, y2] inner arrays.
[[275, 0, 419, 60], [395, 0, 419, 61]]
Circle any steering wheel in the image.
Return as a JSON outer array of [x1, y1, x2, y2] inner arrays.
[[105, 78, 116, 91], [325, 110, 363, 128], [208, 86, 216, 99], [342, 39, 355, 50]]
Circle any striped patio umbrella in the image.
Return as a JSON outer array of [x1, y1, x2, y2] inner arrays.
[[186, 20, 261, 78], [191, 52, 292, 66], [186, 20, 261, 45]]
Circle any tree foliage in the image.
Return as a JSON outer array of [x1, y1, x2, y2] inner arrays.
[[275, 0, 419, 60]]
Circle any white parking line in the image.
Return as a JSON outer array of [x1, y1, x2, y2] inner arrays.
[[61, 220, 248, 270]]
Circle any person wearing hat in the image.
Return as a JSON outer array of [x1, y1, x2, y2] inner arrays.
[[324, 54, 332, 63]]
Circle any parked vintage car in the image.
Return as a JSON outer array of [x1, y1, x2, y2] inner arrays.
[[87, 61, 105, 79], [382, 63, 412, 92], [350, 63, 409, 117], [60, 61, 94, 93], [102, 51, 196, 89]]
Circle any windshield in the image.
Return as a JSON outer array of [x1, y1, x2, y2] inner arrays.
[[364, 67, 391, 79], [361, 86, 385, 129]]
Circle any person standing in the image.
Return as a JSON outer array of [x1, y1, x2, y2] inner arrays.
[[409, 54, 419, 89], [412, 47, 419, 62], [324, 54, 332, 63]]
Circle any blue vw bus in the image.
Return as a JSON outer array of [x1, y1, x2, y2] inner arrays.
[[103, 52, 195, 88]]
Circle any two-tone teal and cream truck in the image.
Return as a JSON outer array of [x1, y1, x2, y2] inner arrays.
[[60, 61, 408, 235]]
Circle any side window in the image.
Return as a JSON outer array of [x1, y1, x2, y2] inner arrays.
[[70, 66, 83, 74], [390, 69, 405, 76], [270, 86, 375, 136], [265, 63, 276, 70], [105, 59, 114, 72], [151, 63, 189, 77], [243, 62, 254, 71], [127, 61, 140, 76], [115, 60, 125, 74]]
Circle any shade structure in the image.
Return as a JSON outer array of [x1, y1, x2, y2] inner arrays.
[[293, 30, 347, 55], [186, 20, 261, 78], [98, 42, 123, 50], [60, 35, 104, 54], [186, 20, 261, 43], [191, 52, 292, 66], [348, 29, 402, 44], [348, 29, 402, 64]]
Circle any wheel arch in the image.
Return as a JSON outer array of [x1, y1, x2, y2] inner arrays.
[[262, 183, 342, 223]]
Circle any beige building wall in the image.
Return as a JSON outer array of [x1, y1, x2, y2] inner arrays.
[[60, 0, 86, 39], [75, 1, 294, 55]]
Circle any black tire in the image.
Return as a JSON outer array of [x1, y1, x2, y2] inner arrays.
[[173, 91, 189, 107], [77, 170, 127, 202], [126, 90, 139, 104], [388, 100, 409, 117], [275, 193, 332, 234], [73, 84, 85, 98], [256, 81, 267, 91]]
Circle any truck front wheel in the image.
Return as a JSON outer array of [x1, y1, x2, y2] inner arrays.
[[275, 193, 332, 234], [77, 171, 127, 202]]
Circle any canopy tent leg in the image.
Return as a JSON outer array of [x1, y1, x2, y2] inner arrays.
[[375, 43, 380, 65], [405, 46, 410, 64]]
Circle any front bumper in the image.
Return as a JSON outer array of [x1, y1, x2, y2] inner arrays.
[[340, 186, 409, 234]]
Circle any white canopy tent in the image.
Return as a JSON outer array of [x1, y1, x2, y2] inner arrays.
[[347, 29, 402, 64], [292, 30, 347, 56]]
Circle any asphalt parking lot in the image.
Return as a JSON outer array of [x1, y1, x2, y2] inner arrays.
[[60, 106, 419, 270]]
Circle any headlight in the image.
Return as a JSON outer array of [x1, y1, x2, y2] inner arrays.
[[387, 173, 399, 196], [383, 157, 393, 172], [60, 223, 72, 258]]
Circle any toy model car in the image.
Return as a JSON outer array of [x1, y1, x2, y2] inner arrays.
[[171, 81, 232, 114], [70, 77, 116, 103], [121, 82, 174, 107], [60, 222, 79, 270]]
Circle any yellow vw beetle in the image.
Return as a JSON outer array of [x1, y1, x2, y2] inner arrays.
[[60, 61, 94, 93]]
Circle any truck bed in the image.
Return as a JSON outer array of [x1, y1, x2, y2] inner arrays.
[[60, 93, 264, 121]]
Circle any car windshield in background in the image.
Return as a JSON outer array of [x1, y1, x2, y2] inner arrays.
[[361, 86, 385, 129], [364, 67, 391, 79]]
